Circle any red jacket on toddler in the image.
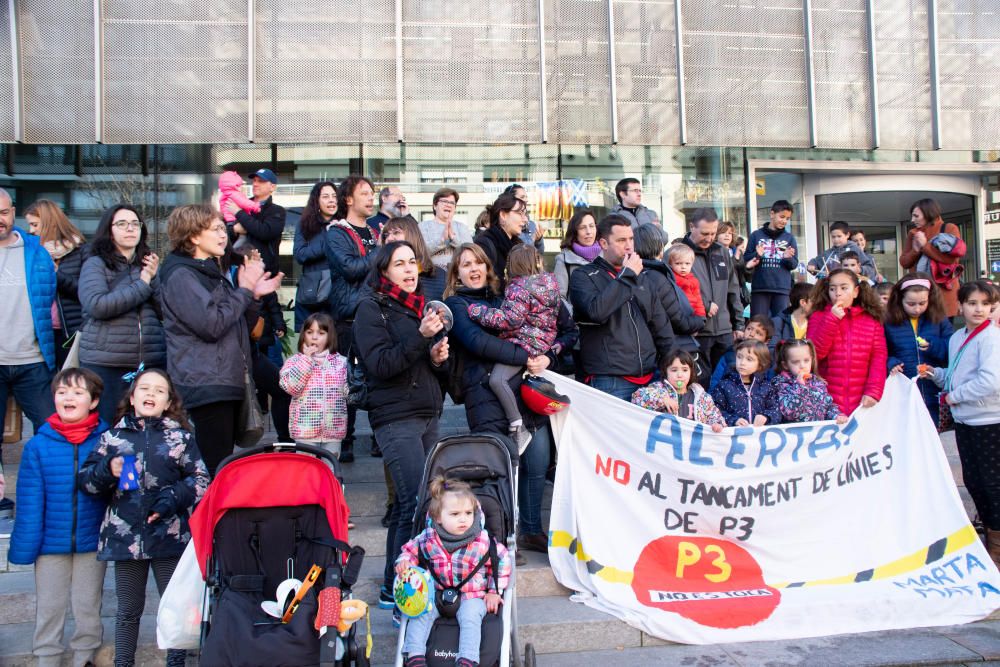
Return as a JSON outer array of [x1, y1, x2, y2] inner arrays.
[[674, 271, 707, 316]]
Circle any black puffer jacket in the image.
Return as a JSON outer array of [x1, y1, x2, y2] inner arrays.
[[569, 256, 674, 377], [78, 415, 209, 561], [352, 293, 446, 430], [159, 252, 258, 410], [55, 244, 88, 337], [447, 286, 578, 435], [77, 255, 166, 368], [641, 259, 705, 342], [326, 223, 375, 322], [234, 197, 286, 275]]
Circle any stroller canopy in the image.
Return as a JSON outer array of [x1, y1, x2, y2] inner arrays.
[[189, 452, 349, 576]]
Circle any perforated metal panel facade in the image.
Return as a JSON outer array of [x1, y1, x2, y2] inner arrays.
[[0, 6, 15, 142], [810, 0, 872, 149], [872, 0, 932, 149], [18, 0, 95, 143], [682, 0, 809, 148], [612, 0, 679, 146], [402, 0, 540, 143], [545, 0, 612, 144], [102, 1, 247, 144], [255, 2, 396, 143], [937, 0, 1000, 150]]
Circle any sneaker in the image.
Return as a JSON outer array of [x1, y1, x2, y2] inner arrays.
[[338, 450, 355, 464], [510, 425, 532, 455], [392, 607, 401, 628], [0, 497, 13, 519], [378, 585, 395, 610]]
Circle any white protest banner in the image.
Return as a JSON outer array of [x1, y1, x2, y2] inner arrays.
[[545, 373, 1000, 644]]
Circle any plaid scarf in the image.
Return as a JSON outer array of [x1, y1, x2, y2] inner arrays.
[[376, 275, 426, 317]]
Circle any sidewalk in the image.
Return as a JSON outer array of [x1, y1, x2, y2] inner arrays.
[[1, 408, 998, 666]]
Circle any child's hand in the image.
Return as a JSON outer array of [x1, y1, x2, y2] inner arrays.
[[394, 561, 407, 578], [860, 395, 877, 408], [110, 456, 124, 478], [917, 364, 936, 379], [710, 423, 724, 433], [835, 414, 849, 424], [752, 415, 767, 427], [302, 342, 321, 357], [745, 257, 760, 269], [831, 304, 846, 319], [889, 363, 905, 376], [485, 592, 502, 614], [147, 512, 160, 524], [735, 418, 750, 427], [664, 396, 679, 414]]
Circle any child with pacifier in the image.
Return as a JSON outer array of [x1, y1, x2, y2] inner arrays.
[[632, 349, 726, 432]]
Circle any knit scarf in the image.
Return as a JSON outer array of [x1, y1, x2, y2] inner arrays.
[[572, 241, 602, 262], [43, 235, 84, 262], [376, 275, 425, 317], [434, 507, 483, 552], [46, 412, 100, 444]]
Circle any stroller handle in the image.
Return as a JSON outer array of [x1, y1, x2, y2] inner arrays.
[[217, 441, 342, 476]]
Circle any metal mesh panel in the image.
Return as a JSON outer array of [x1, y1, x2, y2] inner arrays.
[[402, 1, 540, 143], [872, 0, 932, 149], [937, 0, 1000, 150], [682, 0, 809, 148], [811, 0, 872, 148], [612, 0, 679, 146], [0, 7, 14, 142], [255, 2, 396, 143], [18, 0, 96, 143], [545, 0, 612, 144], [102, 2, 248, 144]]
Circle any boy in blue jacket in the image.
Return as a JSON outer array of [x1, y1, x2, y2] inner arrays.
[[9, 368, 108, 667], [744, 200, 800, 318]]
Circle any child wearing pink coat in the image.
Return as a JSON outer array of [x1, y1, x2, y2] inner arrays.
[[218, 171, 259, 250], [278, 313, 348, 456]]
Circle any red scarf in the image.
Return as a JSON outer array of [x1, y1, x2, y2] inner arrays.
[[377, 275, 426, 317], [46, 412, 100, 444]]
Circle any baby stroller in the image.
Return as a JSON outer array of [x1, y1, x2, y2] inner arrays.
[[188, 443, 369, 666], [394, 433, 524, 667]]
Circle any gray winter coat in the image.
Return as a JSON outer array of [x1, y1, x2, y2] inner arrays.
[[681, 236, 744, 336], [609, 203, 659, 228], [158, 252, 257, 410], [77, 255, 166, 368]]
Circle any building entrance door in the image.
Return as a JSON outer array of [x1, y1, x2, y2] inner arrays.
[[814, 190, 976, 283]]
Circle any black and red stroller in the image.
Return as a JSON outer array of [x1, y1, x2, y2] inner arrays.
[[394, 433, 524, 667], [188, 443, 368, 667]]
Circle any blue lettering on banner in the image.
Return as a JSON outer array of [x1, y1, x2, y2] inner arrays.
[[644, 414, 861, 470], [893, 554, 1000, 599]]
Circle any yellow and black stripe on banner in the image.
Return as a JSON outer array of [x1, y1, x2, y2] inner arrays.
[[548, 525, 980, 589]]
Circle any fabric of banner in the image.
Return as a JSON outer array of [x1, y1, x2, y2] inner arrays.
[[545, 373, 1000, 644]]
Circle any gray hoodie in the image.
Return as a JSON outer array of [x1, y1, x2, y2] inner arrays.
[[932, 325, 1000, 426]]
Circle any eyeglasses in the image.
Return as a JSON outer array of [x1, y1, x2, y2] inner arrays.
[[112, 220, 141, 230], [208, 224, 228, 235], [437, 199, 457, 206]]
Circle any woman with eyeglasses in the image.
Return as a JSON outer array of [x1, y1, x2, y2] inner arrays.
[[159, 204, 283, 475], [419, 187, 473, 270], [473, 192, 527, 290], [77, 204, 166, 425]]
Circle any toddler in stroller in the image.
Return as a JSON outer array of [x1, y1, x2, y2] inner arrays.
[[396, 476, 512, 667]]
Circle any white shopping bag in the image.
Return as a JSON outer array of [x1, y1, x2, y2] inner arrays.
[[157, 540, 207, 650]]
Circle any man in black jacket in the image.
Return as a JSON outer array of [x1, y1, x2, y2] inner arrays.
[[681, 208, 744, 381], [569, 215, 674, 401], [225, 168, 286, 275]]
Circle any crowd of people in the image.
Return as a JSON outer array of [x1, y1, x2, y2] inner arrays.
[[1, 175, 999, 666]]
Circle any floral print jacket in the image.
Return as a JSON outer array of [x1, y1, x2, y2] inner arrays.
[[631, 380, 727, 428], [772, 371, 843, 423], [79, 415, 209, 561]]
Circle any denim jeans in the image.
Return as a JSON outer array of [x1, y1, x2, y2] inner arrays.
[[0, 362, 55, 442], [518, 424, 551, 535], [402, 596, 487, 662], [375, 416, 440, 590], [588, 375, 640, 402], [750, 291, 790, 319]]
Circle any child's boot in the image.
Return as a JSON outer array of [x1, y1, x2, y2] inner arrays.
[[456, 659, 479, 667], [404, 655, 428, 667]]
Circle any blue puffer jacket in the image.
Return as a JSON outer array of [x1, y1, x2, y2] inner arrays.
[[885, 316, 953, 416], [8, 419, 108, 564], [710, 368, 780, 426], [21, 231, 57, 370]]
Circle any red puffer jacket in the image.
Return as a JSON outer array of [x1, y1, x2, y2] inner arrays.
[[807, 305, 887, 414]]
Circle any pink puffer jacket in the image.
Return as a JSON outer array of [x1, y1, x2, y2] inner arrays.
[[218, 171, 260, 223], [807, 305, 887, 414]]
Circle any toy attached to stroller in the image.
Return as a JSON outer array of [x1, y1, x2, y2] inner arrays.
[[188, 443, 369, 667], [394, 434, 525, 667]]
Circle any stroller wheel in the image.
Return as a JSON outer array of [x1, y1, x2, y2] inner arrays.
[[523, 643, 537, 667]]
